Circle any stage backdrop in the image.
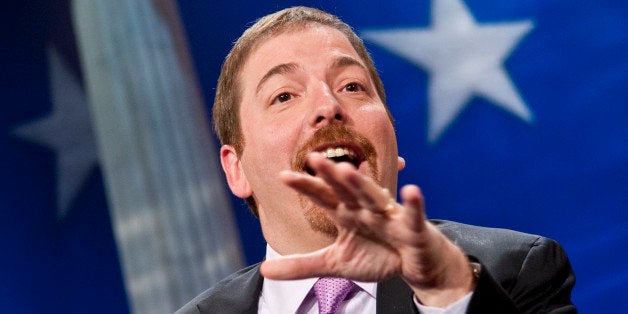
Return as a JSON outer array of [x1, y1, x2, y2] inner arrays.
[[2, 0, 626, 313]]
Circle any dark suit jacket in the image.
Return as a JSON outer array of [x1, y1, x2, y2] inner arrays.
[[176, 220, 576, 313]]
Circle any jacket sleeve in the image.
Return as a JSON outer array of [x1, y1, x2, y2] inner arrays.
[[468, 236, 576, 313]]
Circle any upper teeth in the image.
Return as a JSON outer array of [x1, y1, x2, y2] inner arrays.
[[321, 147, 355, 159]]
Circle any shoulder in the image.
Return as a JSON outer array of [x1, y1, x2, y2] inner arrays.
[[176, 263, 263, 314], [432, 219, 558, 264], [433, 219, 544, 249], [432, 220, 572, 291]]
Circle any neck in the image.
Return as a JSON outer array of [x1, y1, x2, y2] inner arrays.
[[261, 221, 335, 255]]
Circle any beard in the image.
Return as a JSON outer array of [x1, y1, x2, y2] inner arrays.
[[301, 196, 339, 236], [292, 124, 379, 237]]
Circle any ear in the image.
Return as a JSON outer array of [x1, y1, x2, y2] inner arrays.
[[220, 145, 252, 199], [397, 156, 406, 171]]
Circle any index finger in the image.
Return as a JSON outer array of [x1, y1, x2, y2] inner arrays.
[[280, 170, 339, 209]]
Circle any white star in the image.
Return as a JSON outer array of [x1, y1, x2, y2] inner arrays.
[[13, 46, 98, 219], [362, 0, 535, 143]]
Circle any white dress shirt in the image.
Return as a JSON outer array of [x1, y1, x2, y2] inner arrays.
[[258, 245, 472, 313]]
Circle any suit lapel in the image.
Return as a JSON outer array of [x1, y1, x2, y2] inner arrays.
[[194, 263, 263, 314], [236, 265, 264, 313], [376, 276, 417, 313]]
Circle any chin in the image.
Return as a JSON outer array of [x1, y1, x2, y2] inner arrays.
[[301, 197, 338, 237]]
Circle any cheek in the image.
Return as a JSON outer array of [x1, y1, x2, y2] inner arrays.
[[241, 116, 301, 168], [357, 107, 398, 175], [357, 106, 396, 142]]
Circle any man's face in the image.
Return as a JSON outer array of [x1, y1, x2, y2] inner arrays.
[[225, 25, 400, 253]]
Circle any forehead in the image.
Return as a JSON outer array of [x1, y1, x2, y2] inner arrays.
[[241, 25, 363, 80]]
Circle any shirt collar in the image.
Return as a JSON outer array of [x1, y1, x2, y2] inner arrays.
[[260, 244, 377, 312], [261, 245, 318, 313]]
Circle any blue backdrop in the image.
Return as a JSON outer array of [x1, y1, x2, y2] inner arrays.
[[2, 0, 626, 313]]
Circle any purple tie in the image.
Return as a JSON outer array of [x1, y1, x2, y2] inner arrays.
[[313, 277, 356, 314]]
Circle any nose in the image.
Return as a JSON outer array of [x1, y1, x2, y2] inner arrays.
[[310, 83, 345, 128]]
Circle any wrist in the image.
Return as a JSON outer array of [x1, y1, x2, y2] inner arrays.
[[408, 246, 477, 307]]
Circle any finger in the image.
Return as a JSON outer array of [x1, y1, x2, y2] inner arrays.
[[348, 177, 395, 215], [306, 154, 361, 209], [260, 251, 330, 280], [400, 184, 427, 231], [314, 154, 395, 215], [309, 153, 395, 216], [280, 171, 339, 209]]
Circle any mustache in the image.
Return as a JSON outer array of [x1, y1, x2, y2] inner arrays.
[[292, 124, 377, 174]]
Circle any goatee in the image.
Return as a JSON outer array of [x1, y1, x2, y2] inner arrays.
[[292, 124, 379, 237]]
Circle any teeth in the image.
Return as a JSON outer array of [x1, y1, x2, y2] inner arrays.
[[321, 147, 355, 159]]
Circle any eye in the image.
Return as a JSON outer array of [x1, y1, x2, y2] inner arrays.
[[272, 92, 293, 104], [342, 82, 365, 93]]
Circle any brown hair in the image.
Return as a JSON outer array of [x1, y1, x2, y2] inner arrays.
[[213, 6, 390, 215]]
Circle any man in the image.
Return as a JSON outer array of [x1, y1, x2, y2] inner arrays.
[[178, 6, 575, 313]]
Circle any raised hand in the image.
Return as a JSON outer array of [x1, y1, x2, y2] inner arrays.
[[260, 153, 475, 307]]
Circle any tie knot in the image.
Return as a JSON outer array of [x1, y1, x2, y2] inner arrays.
[[313, 277, 356, 314]]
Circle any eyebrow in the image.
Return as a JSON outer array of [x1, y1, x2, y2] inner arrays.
[[256, 63, 299, 94], [254, 56, 367, 94], [331, 55, 367, 72]]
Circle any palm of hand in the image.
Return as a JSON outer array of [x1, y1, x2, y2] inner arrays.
[[260, 154, 450, 287]]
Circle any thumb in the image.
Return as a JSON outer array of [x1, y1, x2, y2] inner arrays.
[[260, 250, 330, 280]]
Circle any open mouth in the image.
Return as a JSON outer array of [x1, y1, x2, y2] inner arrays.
[[304, 144, 365, 175]]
